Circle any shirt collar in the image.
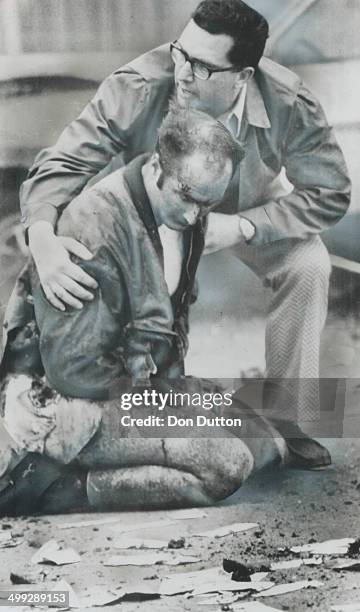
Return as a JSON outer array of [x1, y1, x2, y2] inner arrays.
[[244, 72, 271, 129], [223, 71, 271, 135], [225, 84, 247, 138]]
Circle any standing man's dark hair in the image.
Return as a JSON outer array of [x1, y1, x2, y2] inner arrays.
[[193, 0, 269, 69]]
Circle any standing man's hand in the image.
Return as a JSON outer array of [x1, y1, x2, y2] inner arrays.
[[204, 213, 255, 255], [28, 221, 98, 311]]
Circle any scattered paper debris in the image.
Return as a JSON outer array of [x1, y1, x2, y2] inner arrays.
[[194, 522, 259, 538], [257, 580, 323, 598], [104, 552, 200, 566], [159, 567, 273, 597], [159, 567, 221, 595], [332, 559, 360, 571], [112, 538, 169, 550], [291, 538, 355, 556], [59, 516, 122, 529], [31, 539, 81, 565], [166, 508, 208, 520]]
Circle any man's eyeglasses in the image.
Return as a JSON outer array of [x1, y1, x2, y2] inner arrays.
[[170, 41, 235, 81]]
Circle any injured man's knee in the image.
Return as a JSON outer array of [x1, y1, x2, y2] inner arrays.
[[0, 375, 287, 516]]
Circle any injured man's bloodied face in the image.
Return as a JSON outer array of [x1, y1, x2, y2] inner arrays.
[[148, 150, 233, 231]]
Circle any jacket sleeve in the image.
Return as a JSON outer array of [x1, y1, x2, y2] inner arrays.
[[20, 70, 150, 230], [243, 83, 351, 245]]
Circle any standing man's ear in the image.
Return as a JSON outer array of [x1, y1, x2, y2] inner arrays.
[[233, 66, 254, 94]]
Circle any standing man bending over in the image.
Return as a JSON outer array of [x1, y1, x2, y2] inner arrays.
[[15, 0, 351, 466]]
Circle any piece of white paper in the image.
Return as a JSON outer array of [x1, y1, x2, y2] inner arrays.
[[192, 581, 274, 596], [304, 557, 323, 566], [50, 579, 80, 608], [159, 567, 273, 597], [332, 559, 360, 570], [0, 531, 19, 549], [159, 568, 227, 596], [166, 508, 208, 520], [194, 522, 259, 538], [31, 540, 81, 565], [110, 519, 175, 533], [270, 559, 303, 570], [291, 538, 355, 556], [78, 586, 125, 607], [257, 580, 323, 597], [112, 538, 169, 550], [196, 593, 243, 606], [58, 516, 122, 529], [104, 552, 200, 566], [122, 582, 160, 597], [251, 572, 270, 582]]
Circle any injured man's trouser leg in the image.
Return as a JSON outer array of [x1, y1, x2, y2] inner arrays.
[[0, 375, 288, 516]]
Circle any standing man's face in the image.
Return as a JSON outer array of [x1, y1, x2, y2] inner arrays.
[[174, 20, 246, 117]]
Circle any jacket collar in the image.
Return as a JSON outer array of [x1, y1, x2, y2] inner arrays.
[[244, 71, 271, 129], [123, 154, 164, 264]]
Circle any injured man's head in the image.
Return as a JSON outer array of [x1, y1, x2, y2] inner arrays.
[[142, 104, 243, 231]]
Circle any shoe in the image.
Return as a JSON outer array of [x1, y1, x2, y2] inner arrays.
[[40, 471, 90, 514], [0, 453, 62, 516], [272, 419, 331, 470]]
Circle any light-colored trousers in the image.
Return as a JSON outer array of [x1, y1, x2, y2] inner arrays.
[[232, 235, 331, 423]]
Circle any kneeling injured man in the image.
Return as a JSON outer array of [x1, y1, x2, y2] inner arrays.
[[0, 106, 290, 515]]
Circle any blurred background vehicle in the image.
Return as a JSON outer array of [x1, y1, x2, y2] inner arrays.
[[1, 0, 359, 367]]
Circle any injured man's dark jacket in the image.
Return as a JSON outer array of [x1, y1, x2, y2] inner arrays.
[[0, 153, 289, 516]]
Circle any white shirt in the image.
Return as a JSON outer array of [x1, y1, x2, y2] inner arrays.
[[219, 84, 247, 138], [158, 224, 184, 296]]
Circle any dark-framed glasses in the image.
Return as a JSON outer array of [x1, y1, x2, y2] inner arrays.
[[170, 41, 235, 81]]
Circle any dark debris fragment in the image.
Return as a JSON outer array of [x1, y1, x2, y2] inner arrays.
[[348, 538, 360, 558], [168, 537, 185, 549]]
